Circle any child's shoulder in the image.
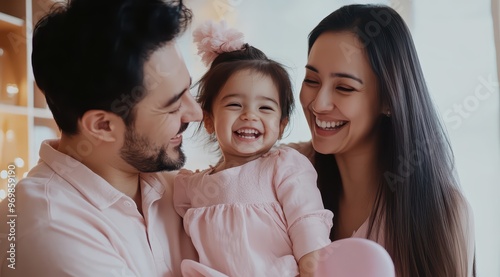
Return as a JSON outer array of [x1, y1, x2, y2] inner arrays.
[[263, 145, 310, 162], [259, 146, 316, 177], [174, 168, 213, 187], [177, 168, 211, 176]]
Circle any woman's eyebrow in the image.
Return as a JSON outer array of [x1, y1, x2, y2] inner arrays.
[[305, 65, 363, 84]]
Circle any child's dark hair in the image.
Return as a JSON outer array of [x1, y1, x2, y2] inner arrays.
[[196, 44, 294, 145]]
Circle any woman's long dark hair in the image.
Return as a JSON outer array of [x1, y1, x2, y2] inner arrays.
[[310, 4, 474, 277]]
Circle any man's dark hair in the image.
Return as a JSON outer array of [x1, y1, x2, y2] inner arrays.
[[32, 0, 192, 134]]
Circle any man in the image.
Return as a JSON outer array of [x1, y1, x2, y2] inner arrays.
[[0, 0, 202, 276]]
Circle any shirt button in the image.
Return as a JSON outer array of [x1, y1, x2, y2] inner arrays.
[[123, 201, 133, 207]]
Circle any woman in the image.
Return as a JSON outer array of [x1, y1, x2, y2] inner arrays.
[[295, 4, 475, 277]]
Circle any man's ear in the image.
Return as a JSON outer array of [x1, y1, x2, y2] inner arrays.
[[80, 110, 122, 142], [203, 112, 215, 134], [278, 117, 289, 139]]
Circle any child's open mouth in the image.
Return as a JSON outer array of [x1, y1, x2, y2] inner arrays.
[[234, 128, 262, 139]]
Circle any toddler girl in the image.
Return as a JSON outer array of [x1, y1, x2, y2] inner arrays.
[[174, 21, 333, 277]]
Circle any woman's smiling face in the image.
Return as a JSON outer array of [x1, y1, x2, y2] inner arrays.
[[300, 31, 384, 155]]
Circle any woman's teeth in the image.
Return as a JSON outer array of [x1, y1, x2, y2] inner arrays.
[[315, 118, 347, 129]]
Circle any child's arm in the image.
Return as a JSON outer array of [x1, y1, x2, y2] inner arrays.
[[273, 147, 333, 275]]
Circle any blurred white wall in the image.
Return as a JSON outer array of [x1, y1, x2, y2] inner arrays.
[[178, 1, 500, 275]]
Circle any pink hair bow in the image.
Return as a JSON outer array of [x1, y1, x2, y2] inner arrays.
[[193, 20, 245, 67]]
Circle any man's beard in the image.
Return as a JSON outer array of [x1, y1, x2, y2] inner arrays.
[[120, 126, 186, 172]]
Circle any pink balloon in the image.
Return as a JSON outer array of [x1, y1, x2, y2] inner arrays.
[[313, 238, 395, 277]]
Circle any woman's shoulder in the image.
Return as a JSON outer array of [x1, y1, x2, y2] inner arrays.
[[451, 189, 475, 277], [451, 188, 474, 223]]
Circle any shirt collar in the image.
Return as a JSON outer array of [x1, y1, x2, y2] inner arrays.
[[40, 139, 132, 209]]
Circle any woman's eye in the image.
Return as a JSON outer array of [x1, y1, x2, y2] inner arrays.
[[337, 86, 355, 92]]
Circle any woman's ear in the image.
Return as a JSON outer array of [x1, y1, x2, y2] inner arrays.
[[203, 112, 215, 134], [80, 110, 121, 142], [278, 117, 289, 139], [381, 103, 391, 117]]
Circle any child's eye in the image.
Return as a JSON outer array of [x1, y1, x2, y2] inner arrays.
[[260, 106, 274, 111], [225, 103, 241, 107]]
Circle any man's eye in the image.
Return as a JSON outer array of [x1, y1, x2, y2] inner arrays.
[[169, 105, 181, 114]]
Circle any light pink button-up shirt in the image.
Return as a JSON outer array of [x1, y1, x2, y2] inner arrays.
[[0, 140, 196, 277]]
